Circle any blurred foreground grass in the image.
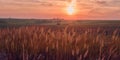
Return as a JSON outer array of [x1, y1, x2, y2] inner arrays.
[[0, 25, 120, 60]]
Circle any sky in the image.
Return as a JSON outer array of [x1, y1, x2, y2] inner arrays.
[[0, 0, 120, 20]]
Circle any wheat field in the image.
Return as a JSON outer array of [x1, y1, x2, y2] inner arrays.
[[0, 25, 120, 60]]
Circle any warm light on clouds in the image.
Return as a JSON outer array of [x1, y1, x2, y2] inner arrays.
[[0, 0, 120, 20]]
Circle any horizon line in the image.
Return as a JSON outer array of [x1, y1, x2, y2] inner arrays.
[[0, 17, 120, 21]]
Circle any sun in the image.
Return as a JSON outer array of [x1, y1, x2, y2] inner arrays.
[[67, 5, 75, 15], [66, 0, 76, 15]]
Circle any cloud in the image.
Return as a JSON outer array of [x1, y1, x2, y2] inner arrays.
[[93, 0, 120, 7], [0, 0, 69, 7], [1, 0, 120, 7]]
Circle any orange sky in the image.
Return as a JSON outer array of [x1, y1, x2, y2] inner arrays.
[[0, 0, 120, 20]]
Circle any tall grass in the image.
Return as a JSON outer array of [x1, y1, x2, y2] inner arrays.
[[0, 26, 120, 60]]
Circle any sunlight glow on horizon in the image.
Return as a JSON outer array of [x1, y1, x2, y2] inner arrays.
[[0, 0, 120, 20]]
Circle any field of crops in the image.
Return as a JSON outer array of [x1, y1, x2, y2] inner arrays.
[[0, 24, 120, 60]]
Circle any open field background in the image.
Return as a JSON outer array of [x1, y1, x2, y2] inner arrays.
[[0, 18, 120, 60], [0, 18, 120, 28]]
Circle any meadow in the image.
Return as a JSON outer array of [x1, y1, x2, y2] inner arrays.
[[0, 18, 120, 60]]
